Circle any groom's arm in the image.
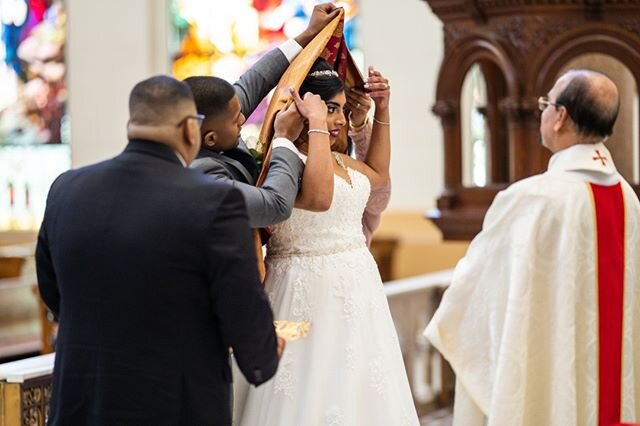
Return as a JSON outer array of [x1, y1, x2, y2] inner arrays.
[[233, 44, 297, 118], [205, 141, 305, 228]]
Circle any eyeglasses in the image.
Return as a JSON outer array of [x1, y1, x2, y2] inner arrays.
[[538, 96, 563, 112], [176, 113, 205, 128]]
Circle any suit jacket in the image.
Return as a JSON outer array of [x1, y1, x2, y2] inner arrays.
[[36, 139, 278, 426], [192, 145, 303, 228], [191, 46, 304, 228]]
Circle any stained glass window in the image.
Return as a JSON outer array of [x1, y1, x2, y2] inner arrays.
[[170, 0, 360, 145], [0, 0, 70, 231]]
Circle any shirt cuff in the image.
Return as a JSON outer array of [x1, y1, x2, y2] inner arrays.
[[272, 137, 305, 161], [278, 39, 303, 63]]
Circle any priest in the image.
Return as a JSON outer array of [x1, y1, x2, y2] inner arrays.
[[425, 69, 640, 426]]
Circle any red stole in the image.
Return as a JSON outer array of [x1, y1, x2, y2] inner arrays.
[[589, 182, 626, 426]]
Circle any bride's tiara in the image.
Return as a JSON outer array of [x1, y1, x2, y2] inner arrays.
[[308, 69, 339, 78]]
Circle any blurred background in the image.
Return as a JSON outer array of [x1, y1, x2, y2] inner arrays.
[[0, 0, 444, 233]]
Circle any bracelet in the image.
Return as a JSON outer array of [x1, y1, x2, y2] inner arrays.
[[349, 115, 368, 132], [307, 129, 330, 136], [373, 117, 390, 126]]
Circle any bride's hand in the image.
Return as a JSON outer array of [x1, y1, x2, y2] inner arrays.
[[289, 88, 328, 127], [365, 66, 390, 111]]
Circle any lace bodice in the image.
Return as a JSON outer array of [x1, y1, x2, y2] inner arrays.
[[267, 165, 371, 258]]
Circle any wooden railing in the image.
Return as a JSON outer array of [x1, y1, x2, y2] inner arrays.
[[384, 269, 454, 417], [0, 248, 41, 362]]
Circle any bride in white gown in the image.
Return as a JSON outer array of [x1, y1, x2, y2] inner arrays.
[[239, 59, 419, 426]]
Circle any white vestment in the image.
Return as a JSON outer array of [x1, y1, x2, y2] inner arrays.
[[425, 142, 640, 426]]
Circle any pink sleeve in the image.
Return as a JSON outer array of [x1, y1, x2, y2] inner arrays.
[[349, 122, 391, 246]]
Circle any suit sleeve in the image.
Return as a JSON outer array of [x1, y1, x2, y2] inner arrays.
[[36, 225, 59, 319], [234, 47, 290, 117], [202, 148, 303, 228], [236, 147, 303, 228], [35, 176, 64, 319], [205, 187, 279, 385]]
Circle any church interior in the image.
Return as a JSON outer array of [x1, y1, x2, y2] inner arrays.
[[1, 1, 640, 425]]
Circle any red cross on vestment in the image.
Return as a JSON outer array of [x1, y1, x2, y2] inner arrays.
[[592, 150, 608, 166]]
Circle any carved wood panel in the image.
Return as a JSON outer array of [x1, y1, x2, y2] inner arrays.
[[424, 0, 640, 240]]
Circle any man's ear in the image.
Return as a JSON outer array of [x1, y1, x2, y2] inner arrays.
[[203, 130, 216, 148], [183, 120, 201, 152], [553, 107, 569, 133]]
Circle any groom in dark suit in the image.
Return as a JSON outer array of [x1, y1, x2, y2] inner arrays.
[[36, 76, 282, 426]]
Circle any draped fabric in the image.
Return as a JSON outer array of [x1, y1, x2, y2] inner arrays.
[[256, 9, 364, 181]]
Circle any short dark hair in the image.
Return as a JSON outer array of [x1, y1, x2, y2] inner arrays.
[[555, 71, 619, 138], [129, 75, 194, 124], [299, 58, 344, 101], [183, 76, 236, 118]]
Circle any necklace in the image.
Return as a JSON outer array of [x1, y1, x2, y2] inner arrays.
[[333, 152, 347, 170], [332, 152, 353, 187]]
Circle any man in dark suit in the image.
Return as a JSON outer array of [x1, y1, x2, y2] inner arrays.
[[36, 75, 283, 426]]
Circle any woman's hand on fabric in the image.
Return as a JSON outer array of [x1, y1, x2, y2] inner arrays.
[[365, 66, 390, 111], [346, 87, 371, 129]]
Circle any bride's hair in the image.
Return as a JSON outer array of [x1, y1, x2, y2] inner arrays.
[[295, 58, 351, 154], [299, 58, 344, 101]]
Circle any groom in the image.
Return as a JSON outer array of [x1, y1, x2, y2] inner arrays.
[[186, 3, 340, 227]]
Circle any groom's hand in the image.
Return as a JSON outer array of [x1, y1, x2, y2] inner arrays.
[[295, 4, 341, 47], [274, 101, 304, 141], [276, 336, 286, 359]]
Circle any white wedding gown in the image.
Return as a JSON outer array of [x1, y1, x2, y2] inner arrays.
[[239, 164, 419, 426]]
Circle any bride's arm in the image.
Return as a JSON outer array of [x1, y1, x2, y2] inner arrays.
[[289, 90, 334, 211], [341, 66, 391, 190]]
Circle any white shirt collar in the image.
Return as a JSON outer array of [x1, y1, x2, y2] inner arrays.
[[174, 151, 187, 167], [547, 142, 617, 175]]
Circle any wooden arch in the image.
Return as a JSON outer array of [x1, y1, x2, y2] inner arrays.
[[424, 0, 640, 240], [435, 35, 518, 190], [532, 25, 640, 96]]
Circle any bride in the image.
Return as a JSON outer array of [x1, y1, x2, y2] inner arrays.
[[239, 59, 419, 425]]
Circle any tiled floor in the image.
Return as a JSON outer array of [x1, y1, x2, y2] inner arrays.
[[420, 407, 453, 426]]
